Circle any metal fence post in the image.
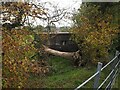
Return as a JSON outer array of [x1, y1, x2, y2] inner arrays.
[[116, 51, 120, 69], [116, 50, 119, 63], [93, 62, 103, 89], [115, 50, 119, 66], [115, 50, 119, 56], [107, 50, 119, 89], [118, 51, 120, 72]]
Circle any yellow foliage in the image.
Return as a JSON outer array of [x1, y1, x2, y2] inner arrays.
[[71, 5, 119, 64]]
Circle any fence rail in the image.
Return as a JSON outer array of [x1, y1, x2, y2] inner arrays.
[[75, 50, 120, 90]]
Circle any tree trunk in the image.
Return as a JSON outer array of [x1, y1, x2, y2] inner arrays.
[[43, 45, 82, 66]]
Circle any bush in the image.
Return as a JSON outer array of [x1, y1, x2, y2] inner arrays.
[[2, 27, 51, 88]]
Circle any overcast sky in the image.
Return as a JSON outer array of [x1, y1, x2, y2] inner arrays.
[[33, 0, 82, 27], [39, 0, 82, 9]]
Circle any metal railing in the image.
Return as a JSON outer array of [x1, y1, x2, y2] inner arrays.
[[75, 50, 120, 90]]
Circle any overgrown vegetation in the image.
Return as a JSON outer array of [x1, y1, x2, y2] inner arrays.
[[2, 2, 49, 88], [71, 2, 119, 65], [26, 56, 96, 88], [2, 27, 50, 88], [1, 1, 119, 89], [26, 56, 119, 88], [2, 28, 34, 88]]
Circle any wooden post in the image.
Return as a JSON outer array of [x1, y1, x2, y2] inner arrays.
[[93, 62, 103, 89]]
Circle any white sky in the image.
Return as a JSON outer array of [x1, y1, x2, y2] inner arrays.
[[39, 0, 82, 9], [33, 0, 82, 27]]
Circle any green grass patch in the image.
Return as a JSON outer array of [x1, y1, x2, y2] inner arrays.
[[27, 56, 120, 89], [27, 56, 96, 88]]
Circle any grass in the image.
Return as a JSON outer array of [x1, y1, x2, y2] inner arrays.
[[27, 56, 96, 88], [43, 56, 97, 88], [27, 56, 120, 89], [112, 74, 120, 89]]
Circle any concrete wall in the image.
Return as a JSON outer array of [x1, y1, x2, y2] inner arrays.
[[44, 32, 79, 52]]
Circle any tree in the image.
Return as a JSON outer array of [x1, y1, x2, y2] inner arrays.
[[43, 45, 82, 66], [71, 2, 119, 65], [40, 2, 67, 32], [60, 26, 70, 32], [2, 1, 49, 88], [33, 25, 44, 33], [1, 2, 46, 29], [2, 28, 35, 88]]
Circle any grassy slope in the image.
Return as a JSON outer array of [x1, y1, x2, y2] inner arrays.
[[43, 56, 96, 88], [27, 56, 119, 89]]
